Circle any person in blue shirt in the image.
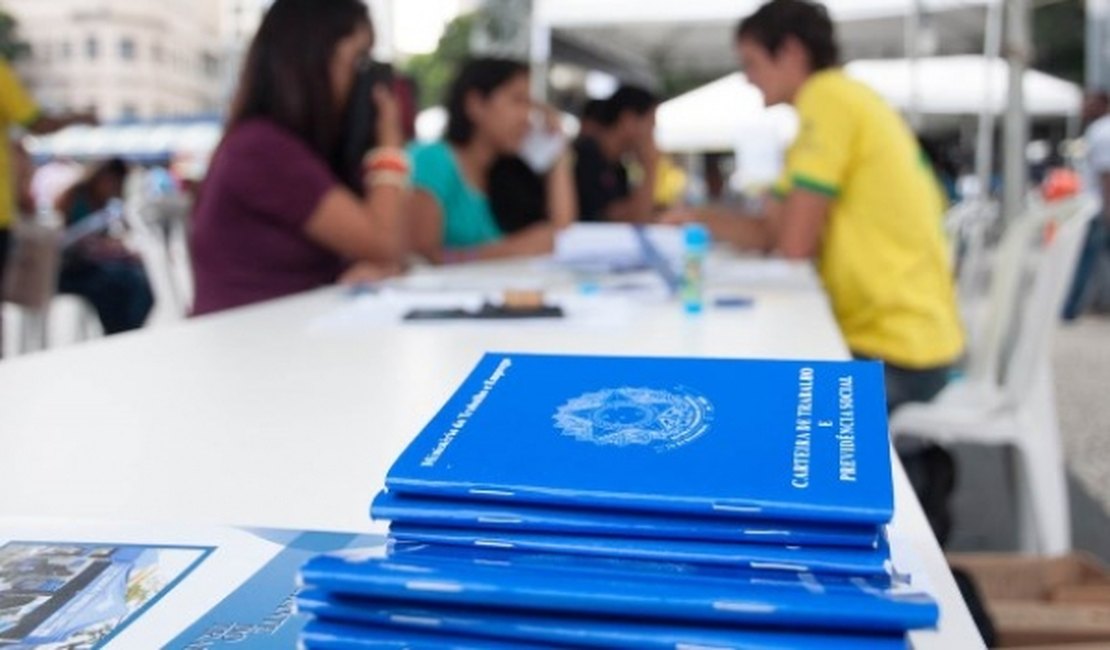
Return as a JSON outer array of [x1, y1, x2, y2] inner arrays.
[[407, 58, 576, 264]]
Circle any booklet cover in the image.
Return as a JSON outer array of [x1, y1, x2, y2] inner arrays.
[[387, 524, 890, 577], [386, 354, 892, 525], [371, 491, 882, 548], [0, 517, 382, 650], [297, 592, 910, 650], [383, 540, 899, 589], [298, 544, 937, 634], [301, 619, 533, 650]]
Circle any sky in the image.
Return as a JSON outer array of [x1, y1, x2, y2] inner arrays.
[[389, 0, 470, 55], [239, 0, 466, 56]]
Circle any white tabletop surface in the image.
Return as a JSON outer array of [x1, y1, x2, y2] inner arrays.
[[0, 256, 984, 649]]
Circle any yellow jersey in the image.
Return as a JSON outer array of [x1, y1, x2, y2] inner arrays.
[[0, 59, 40, 229], [776, 69, 963, 369]]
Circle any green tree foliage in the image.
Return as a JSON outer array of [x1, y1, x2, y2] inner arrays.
[[402, 13, 476, 110], [1033, 0, 1084, 84], [0, 10, 29, 62]]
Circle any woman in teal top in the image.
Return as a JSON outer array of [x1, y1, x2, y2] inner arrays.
[[408, 58, 576, 263]]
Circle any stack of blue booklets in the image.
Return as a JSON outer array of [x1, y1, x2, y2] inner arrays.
[[297, 353, 939, 649]]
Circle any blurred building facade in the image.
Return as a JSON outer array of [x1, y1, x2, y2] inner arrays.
[[4, 0, 225, 121]]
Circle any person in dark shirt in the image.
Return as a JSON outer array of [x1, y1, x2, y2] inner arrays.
[[488, 156, 546, 235], [573, 85, 659, 222], [189, 0, 407, 315], [56, 159, 154, 334]]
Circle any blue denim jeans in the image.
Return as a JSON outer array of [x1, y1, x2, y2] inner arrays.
[[58, 259, 154, 334], [1063, 218, 1108, 320]]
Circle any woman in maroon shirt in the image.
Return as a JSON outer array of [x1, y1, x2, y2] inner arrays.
[[190, 0, 406, 315]]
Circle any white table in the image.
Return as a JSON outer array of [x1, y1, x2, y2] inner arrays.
[[0, 257, 984, 649]]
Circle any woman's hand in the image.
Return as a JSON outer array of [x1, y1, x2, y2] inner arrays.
[[374, 85, 404, 149]]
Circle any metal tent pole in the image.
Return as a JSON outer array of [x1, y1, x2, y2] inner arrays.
[[974, 1, 1003, 202], [1002, 0, 1032, 219]]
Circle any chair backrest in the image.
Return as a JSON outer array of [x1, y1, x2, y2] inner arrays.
[[964, 202, 1048, 383], [1001, 196, 1099, 403], [964, 197, 1093, 388], [946, 199, 999, 356], [123, 180, 192, 319]]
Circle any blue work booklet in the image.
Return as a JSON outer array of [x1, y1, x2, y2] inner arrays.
[[297, 591, 909, 650], [301, 619, 533, 650], [298, 545, 938, 634], [386, 354, 892, 525], [387, 523, 891, 577], [371, 491, 882, 548]]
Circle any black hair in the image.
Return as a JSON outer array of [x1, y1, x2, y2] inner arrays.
[[596, 85, 657, 127], [736, 0, 840, 72], [580, 98, 607, 124], [97, 157, 129, 182], [445, 58, 529, 145], [229, 0, 371, 162]]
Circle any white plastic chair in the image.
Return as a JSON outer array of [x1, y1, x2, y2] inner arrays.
[[945, 199, 1000, 354], [890, 195, 1099, 555], [1, 217, 99, 355], [124, 174, 193, 321]]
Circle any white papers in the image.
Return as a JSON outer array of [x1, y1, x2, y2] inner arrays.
[[554, 223, 685, 272]]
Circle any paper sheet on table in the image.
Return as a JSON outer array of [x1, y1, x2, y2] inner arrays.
[[0, 517, 382, 650], [554, 223, 684, 272]]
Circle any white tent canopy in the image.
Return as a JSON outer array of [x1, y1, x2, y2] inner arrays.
[[536, 0, 999, 77], [655, 73, 797, 154], [656, 56, 1081, 153], [25, 120, 223, 162], [845, 56, 1082, 117], [538, 0, 996, 24]]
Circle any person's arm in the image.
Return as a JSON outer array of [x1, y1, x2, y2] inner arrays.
[[604, 139, 659, 223], [26, 112, 96, 136], [407, 189, 555, 264], [303, 87, 407, 265], [774, 190, 831, 259], [662, 185, 830, 259], [545, 152, 577, 228], [0, 61, 94, 135]]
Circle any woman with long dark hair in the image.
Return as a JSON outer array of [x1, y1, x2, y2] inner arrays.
[[407, 58, 576, 264], [190, 0, 406, 315]]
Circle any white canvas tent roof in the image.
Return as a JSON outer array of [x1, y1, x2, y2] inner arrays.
[[655, 73, 798, 153], [26, 120, 223, 162], [844, 55, 1082, 117], [537, 0, 998, 78], [655, 56, 1080, 153]]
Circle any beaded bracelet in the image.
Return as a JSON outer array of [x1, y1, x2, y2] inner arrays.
[[363, 148, 410, 174], [366, 170, 409, 190]]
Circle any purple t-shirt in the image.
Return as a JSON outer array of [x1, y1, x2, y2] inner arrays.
[[190, 118, 342, 316]]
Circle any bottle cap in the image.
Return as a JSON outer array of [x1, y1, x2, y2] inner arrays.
[[684, 223, 711, 250]]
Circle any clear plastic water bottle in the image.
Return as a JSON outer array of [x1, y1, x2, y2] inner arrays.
[[681, 223, 710, 314]]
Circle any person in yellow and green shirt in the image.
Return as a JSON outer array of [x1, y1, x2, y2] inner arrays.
[[0, 58, 94, 356], [675, 0, 964, 413]]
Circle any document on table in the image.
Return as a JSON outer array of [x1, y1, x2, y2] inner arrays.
[[0, 517, 381, 650]]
